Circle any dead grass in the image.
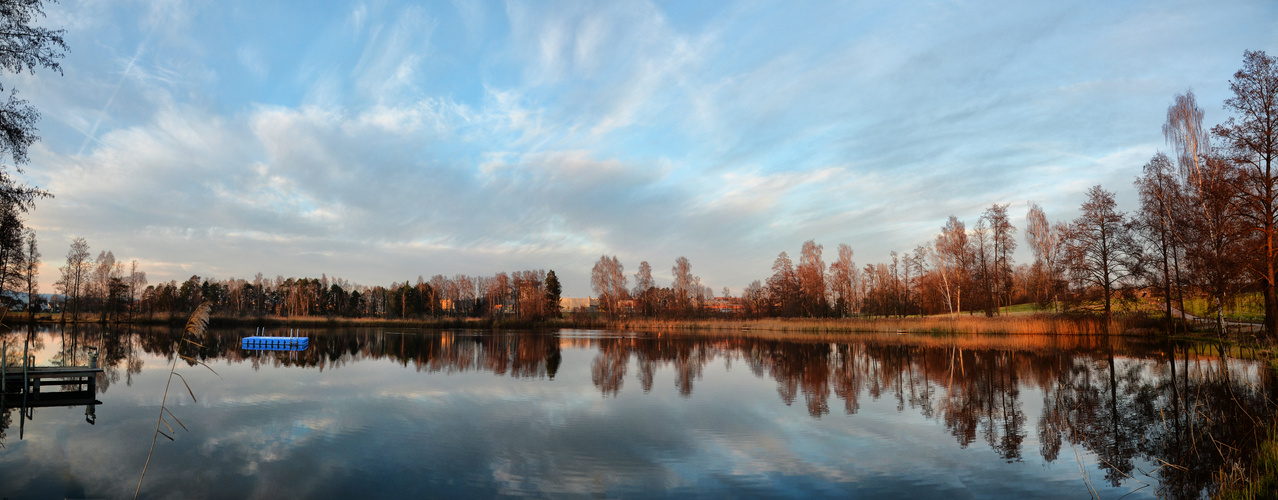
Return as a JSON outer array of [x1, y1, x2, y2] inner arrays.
[[1214, 423, 1278, 500], [612, 314, 1131, 337]]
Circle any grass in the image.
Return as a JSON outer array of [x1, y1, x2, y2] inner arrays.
[[1214, 424, 1278, 500], [999, 302, 1048, 315], [609, 313, 1134, 336], [1186, 293, 1267, 323]]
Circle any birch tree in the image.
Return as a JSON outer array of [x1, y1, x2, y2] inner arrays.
[[22, 228, 36, 318], [1026, 203, 1068, 312], [827, 244, 857, 316], [797, 240, 827, 316], [56, 237, 89, 321], [591, 255, 627, 316], [932, 216, 971, 317]]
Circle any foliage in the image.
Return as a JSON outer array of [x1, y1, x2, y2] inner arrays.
[[1213, 425, 1278, 500], [0, 0, 61, 210], [544, 270, 562, 317]]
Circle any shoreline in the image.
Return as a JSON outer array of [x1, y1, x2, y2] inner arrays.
[[23, 310, 1263, 339]]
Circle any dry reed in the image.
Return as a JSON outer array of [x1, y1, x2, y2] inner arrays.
[[135, 301, 218, 499], [611, 313, 1130, 337]]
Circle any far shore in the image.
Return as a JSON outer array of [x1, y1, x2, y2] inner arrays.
[[17, 310, 1268, 343]]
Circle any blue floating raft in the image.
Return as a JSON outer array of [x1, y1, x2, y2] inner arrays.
[[241, 335, 309, 351]]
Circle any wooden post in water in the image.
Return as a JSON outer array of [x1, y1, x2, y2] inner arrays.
[[20, 335, 28, 439], [22, 338, 29, 394]]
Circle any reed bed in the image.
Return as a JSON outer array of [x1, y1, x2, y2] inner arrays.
[[611, 313, 1132, 337], [37, 311, 1134, 338]]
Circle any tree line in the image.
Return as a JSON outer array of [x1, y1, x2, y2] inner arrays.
[[17, 51, 1276, 335], [590, 51, 1278, 338], [48, 253, 567, 323]]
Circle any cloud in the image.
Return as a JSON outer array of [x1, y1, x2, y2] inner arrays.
[[18, 0, 1278, 296], [349, 5, 437, 104], [237, 45, 268, 79]]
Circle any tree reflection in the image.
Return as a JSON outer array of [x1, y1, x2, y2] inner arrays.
[[579, 335, 1272, 499], [8, 326, 1275, 499]]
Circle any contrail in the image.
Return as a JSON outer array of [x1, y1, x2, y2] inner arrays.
[[77, 37, 148, 156]]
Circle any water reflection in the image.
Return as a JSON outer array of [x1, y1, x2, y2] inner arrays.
[[2, 326, 105, 444], [2, 326, 1274, 499]]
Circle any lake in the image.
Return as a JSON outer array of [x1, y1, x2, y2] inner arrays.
[[2, 325, 1274, 499]]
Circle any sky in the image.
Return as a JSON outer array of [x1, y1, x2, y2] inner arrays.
[[12, 0, 1278, 297]]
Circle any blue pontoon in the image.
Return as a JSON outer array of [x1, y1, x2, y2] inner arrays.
[[242, 328, 309, 351]]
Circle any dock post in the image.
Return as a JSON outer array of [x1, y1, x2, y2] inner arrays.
[[21, 348, 28, 437], [22, 336, 29, 393]]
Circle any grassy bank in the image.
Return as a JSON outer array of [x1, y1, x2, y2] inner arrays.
[[607, 313, 1136, 336], [1214, 424, 1278, 500], [1186, 293, 1267, 324], [18, 310, 1260, 343]]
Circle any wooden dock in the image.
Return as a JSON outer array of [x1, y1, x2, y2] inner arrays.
[[3, 365, 105, 396], [2, 342, 105, 438]]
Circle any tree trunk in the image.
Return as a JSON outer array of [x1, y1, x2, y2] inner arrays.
[[1103, 285, 1113, 334], [1265, 241, 1276, 338], [1160, 230, 1173, 336]]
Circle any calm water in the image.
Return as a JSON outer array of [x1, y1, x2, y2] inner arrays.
[[1, 325, 1274, 499]]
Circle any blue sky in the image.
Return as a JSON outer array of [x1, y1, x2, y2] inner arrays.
[[16, 0, 1278, 296]]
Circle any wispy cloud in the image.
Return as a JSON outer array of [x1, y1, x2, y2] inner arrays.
[[18, 0, 1278, 295]]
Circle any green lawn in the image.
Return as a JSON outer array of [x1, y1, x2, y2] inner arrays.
[[1000, 303, 1046, 315], [1185, 293, 1266, 323]]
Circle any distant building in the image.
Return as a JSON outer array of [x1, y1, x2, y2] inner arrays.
[[710, 297, 743, 314], [559, 297, 598, 312]]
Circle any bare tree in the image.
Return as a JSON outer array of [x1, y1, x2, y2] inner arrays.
[[1133, 154, 1183, 332], [1166, 89, 1213, 187], [767, 252, 799, 316], [1164, 89, 1243, 335], [981, 203, 1016, 313], [1026, 203, 1070, 312], [591, 255, 627, 316], [797, 240, 827, 316], [1184, 154, 1244, 336], [22, 227, 36, 320], [129, 259, 147, 322], [1068, 186, 1139, 329], [633, 261, 655, 316], [971, 217, 994, 315], [742, 280, 766, 317], [56, 237, 89, 321], [827, 243, 857, 317], [1213, 50, 1278, 337], [932, 216, 971, 317], [90, 250, 116, 321], [633, 261, 654, 296], [672, 256, 694, 313]]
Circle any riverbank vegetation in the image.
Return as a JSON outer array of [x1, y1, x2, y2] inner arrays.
[[1214, 424, 1278, 500]]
